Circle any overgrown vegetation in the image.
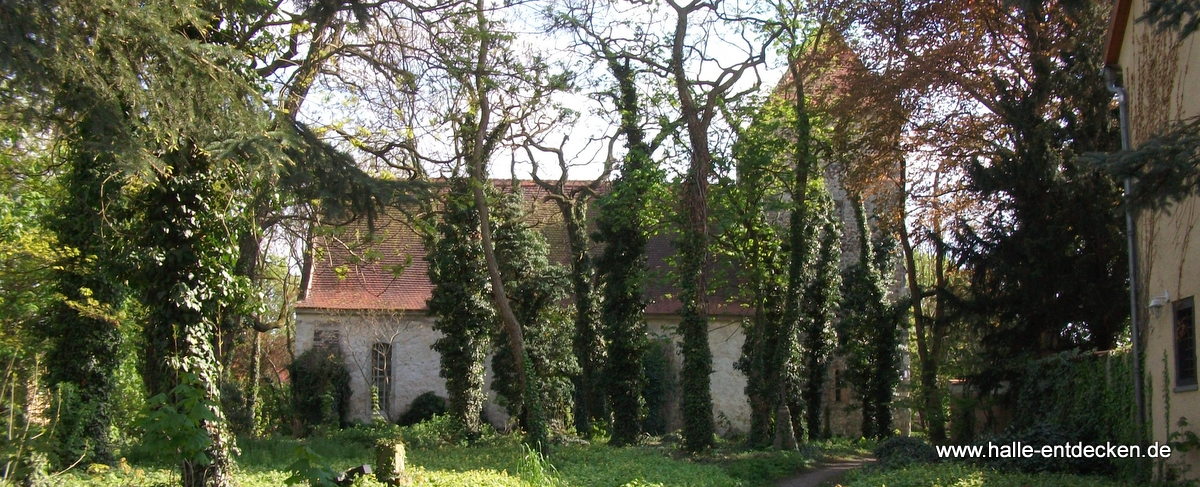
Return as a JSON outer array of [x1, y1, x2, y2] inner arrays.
[[843, 462, 1138, 487], [0, 0, 1166, 484], [289, 348, 352, 432], [839, 198, 904, 439], [54, 422, 840, 487], [991, 350, 1146, 479], [425, 180, 496, 440]]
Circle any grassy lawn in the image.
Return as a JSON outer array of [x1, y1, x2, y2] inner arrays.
[[841, 462, 1140, 487], [57, 422, 872, 487]]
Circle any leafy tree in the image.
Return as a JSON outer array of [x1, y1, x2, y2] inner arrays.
[[550, 2, 672, 444], [798, 198, 842, 440], [839, 197, 903, 439], [764, 3, 857, 449], [947, 0, 1125, 378], [41, 101, 131, 465], [851, 0, 1125, 411], [721, 97, 791, 448], [659, 0, 772, 452], [490, 190, 576, 436], [425, 179, 496, 439], [721, 93, 841, 447], [1, 2, 406, 482], [135, 143, 258, 487], [592, 58, 668, 445], [528, 142, 612, 439], [0, 119, 70, 474], [0, 3, 268, 482]]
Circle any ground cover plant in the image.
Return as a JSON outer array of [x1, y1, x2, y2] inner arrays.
[[52, 420, 862, 487], [841, 462, 1139, 487]]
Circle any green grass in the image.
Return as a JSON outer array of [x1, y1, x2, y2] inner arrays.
[[841, 462, 1138, 487], [53, 424, 840, 487]]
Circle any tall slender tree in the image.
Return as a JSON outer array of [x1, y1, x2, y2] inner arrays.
[[425, 179, 495, 439], [838, 196, 903, 439], [592, 59, 663, 445], [490, 190, 575, 439], [527, 139, 613, 437], [659, 0, 773, 451], [551, 0, 673, 445]]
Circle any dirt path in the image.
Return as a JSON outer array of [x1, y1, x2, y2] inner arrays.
[[775, 457, 874, 487]]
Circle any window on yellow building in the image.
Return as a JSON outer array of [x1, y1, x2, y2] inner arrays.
[[1175, 297, 1197, 390]]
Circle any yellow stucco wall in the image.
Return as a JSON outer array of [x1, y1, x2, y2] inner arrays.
[[1117, 0, 1200, 477]]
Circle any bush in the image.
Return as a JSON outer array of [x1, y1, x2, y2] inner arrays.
[[290, 348, 351, 433], [400, 415, 464, 449], [979, 422, 1106, 475], [324, 422, 404, 449], [221, 380, 254, 436], [257, 378, 295, 436], [1003, 350, 1146, 479], [873, 435, 937, 467], [397, 392, 447, 427]]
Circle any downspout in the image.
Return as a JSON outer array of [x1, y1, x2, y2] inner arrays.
[[1105, 65, 1146, 439]]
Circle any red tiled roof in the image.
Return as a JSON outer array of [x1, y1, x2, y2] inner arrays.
[[298, 179, 751, 317]]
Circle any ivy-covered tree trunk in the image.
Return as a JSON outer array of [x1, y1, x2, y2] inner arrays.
[[490, 190, 573, 441], [561, 199, 606, 436], [741, 291, 783, 448], [676, 180, 716, 452], [800, 212, 841, 440], [778, 65, 816, 449], [595, 59, 657, 446], [44, 100, 128, 465], [839, 195, 901, 440], [674, 35, 717, 454], [426, 181, 494, 439], [138, 145, 238, 487], [246, 330, 262, 436]]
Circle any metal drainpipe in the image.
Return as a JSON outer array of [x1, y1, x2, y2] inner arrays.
[[1105, 65, 1146, 439]]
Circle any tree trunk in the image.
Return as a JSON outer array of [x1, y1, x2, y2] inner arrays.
[[899, 212, 947, 442], [597, 57, 652, 447], [779, 60, 813, 448], [246, 331, 262, 437], [677, 168, 715, 452], [561, 200, 605, 436], [672, 8, 716, 452], [466, 0, 542, 452], [772, 402, 797, 450], [139, 145, 237, 487]]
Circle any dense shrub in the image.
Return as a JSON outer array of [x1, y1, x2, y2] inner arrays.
[[290, 347, 351, 432], [256, 378, 294, 436], [980, 422, 1106, 475], [873, 435, 937, 467], [400, 415, 472, 449], [1000, 350, 1145, 479], [325, 422, 404, 448], [220, 380, 254, 436], [398, 392, 447, 427]]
